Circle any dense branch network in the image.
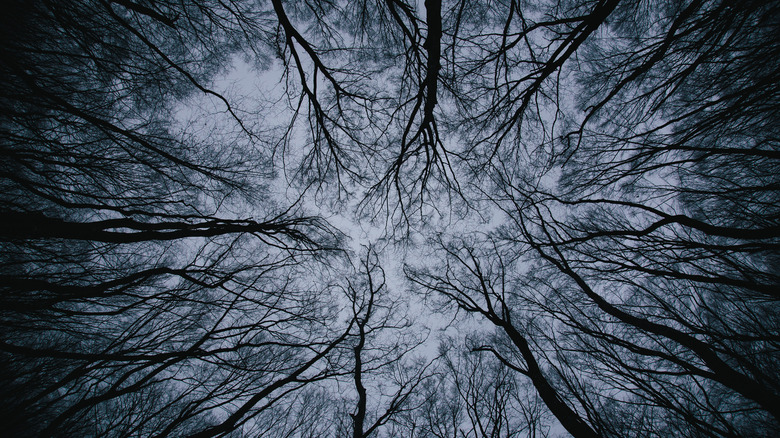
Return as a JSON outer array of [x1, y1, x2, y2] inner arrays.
[[1, 0, 778, 436]]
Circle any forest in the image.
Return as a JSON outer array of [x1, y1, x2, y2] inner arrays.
[[0, 0, 778, 436]]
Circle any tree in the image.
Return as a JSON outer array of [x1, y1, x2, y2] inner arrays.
[[1, 0, 778, 436], [0, 1, 347, 436], [340, 247, 434, 438], [390, 335, 553, 438], [410, 0, 780, 436]]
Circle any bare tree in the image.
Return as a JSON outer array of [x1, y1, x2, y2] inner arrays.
[[0, 1, 347, 436], [2, 0, 778, 436], [410, 1, 779, 436], [342, 246, 434, 438]]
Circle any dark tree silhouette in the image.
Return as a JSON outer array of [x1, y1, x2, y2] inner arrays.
[[410, 0, 780, 437], [1, 0, 778, 436], [0, 1, 346, 436], [340, 247, 434, 438]]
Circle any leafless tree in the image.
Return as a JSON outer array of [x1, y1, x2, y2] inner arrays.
[[341, 246, 435, 438], [409, 1, 779, 435], [0, 1, 346, 436], [2, 0, 778, 436]]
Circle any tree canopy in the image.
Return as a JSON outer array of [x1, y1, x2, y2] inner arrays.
[[1, 0, 778, 436]]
